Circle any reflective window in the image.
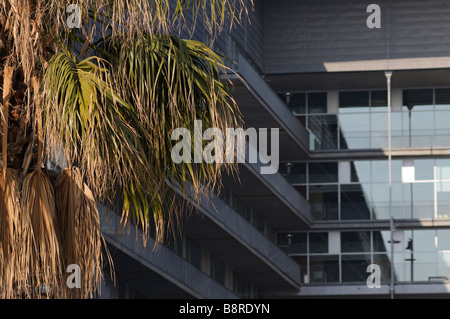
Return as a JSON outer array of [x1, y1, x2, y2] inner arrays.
[[310, 255, 339, 283], [412, 183, 434, 219], [341, 254, 371, 282], [340, 185, 371, 220], [436, 88, 450, 110], [276, 229, 450, 284], [372, 160, 389, 183], [371, 183, 390, 220], [309, 232, 328, 253], [308, 115, 338, 150], [287, 93, 306, 115], [437, 252, 450, 280], [413, 252, 437, 281], [373, 254, 391, 281], [288, 87, 450, 151], [341, 231, 371, 252], [371, 112, 388, 148], [413, 230, 436, 252], [373, 231, 388, 252], [403, 89, 433, 111], [339, 91, 369, 113], [277, 232, 307, 254], [436, 159, 450, 180], [351, 161, 371, 183], [339, 113, 370, 149], [280, 162, 306, 184], [371, 90, 388, 109], [437, 182, 450, 218], [309, 185, 338, 220], [415, 159, 434, 181], [308, 92, 327, 114], [309, 162, 338, 183], [279, 92, 328, 115], [437, 230, 450, 251]]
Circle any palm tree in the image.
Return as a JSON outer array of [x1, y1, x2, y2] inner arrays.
[[0, 0, 249, 299]]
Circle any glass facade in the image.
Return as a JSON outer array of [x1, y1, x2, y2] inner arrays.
[[281, 159, 450, 220], [279, 88, 450, 150], [277, 229, 450, 284]]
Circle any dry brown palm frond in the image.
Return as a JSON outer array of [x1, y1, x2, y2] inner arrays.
[[56, 167, 107, 299], [0, 168, 33, 298], [22, 169, 64, 299]]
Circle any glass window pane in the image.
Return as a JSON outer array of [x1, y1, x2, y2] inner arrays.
[[308, 92, 327, 114], [437, 252, 450, 280], [308, 115, 338, 150], [371, 112, 388, 148], [412, 230, 436, 252], [309, 232, 328, 253], [371, 183, 390, 220], [339, 91, 369, 113], [412, 183, 434, 219], [372, 160, 389, 183], [373, 254, 391, 281], [351, 161, 371, 183], [371, 90, 388, 109], [437, 182, 450, 218], [278, 232, 307, 254], [341, 231, 371, 252], [437, 230, 450, 251], [411, 110, 434, 132], [339, 113, 370, 149], [309, 255, 339, 283], [391, 182, 413, 219], [390, 112, 405, 148], [279, 92, 306, 115], [281, 162, 306, 184], [435, 111, 450, 147], [403, 89, 433, 111], [436, 159, 450, 180], [436, 88, 450, 110], [391, 160, 403, 183], [340, 184, 371, 220], [415, 159, 434, 181], [402, 110, 434, 147], [309, 185, 339, 220], [342, 254, 371, 282], [309, 162, 338, 183], [373, 231, 389, 252], [413, 252, 438, 281]]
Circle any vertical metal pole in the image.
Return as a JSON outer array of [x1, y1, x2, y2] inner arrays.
[[385, 71, 394, 299]]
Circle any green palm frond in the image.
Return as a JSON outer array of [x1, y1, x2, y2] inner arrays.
[[101, 33, 242, 244], [43, 50, 149, 203]]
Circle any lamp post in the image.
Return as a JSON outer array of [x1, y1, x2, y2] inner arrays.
[[385, 70, 394, 299]]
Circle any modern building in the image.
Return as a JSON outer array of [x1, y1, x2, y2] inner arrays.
[[99, 0, 450, 299]]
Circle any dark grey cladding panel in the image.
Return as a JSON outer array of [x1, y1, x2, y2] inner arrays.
[[230, 0, 265, 71], [99, 205, 238, 299], [264, 0, 450, 74]]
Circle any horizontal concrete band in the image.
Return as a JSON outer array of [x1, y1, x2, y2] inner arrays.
[[324, 57, 450, 72]]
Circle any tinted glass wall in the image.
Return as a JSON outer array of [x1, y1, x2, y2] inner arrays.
[[278, 230, 450, 284], [279, 88, 450, 150], [280, 159, 450, 220]]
